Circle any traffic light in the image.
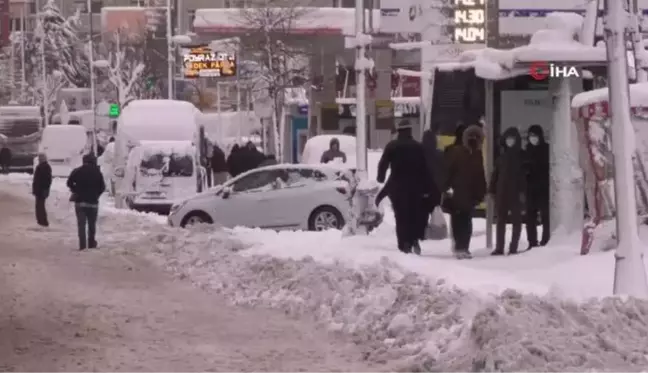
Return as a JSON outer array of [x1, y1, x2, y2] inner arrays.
[[108, 104, 120, 118]]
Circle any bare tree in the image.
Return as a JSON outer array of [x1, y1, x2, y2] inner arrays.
[[95, 29, 146, 108], [228, 0, 313, 158], [178, 80, 216, 111]]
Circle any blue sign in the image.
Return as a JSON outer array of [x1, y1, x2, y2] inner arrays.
[[297, 104, 309, 116]]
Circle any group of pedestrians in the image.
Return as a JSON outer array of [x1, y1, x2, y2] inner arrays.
[[31, 153, 106, 251], [376, 120, 550, 259], [209, 141, 277, 185]]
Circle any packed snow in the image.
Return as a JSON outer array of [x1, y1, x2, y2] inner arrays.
[[4, 172, 648, 371]]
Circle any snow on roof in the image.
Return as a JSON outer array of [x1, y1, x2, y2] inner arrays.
[[438, 14, 606, 80], [118, 100, 199, 142], [0, 106, 41, 116], [193, 7, 379, 35], [571, 83, 648, 108]]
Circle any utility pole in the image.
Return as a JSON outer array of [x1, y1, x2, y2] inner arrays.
[[87, 0, 97, 154], [604, 0, 648, 297], [354, 0, 368, 177], [166, 0, 173, 99]]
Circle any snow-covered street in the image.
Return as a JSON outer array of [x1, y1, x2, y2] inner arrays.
[[4, 173, 648, 371], [0, 177, 376, 371]]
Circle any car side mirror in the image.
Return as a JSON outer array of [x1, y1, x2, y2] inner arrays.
[[221, 186, 232, 199]]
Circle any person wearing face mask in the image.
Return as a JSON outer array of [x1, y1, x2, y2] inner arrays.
[[524, 125, 550, 249], [443, 124, 486, 259], [489, 127, 526, 255]]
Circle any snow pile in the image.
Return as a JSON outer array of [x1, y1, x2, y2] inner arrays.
[[5, 176, 648, 371]]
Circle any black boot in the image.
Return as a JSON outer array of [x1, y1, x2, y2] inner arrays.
[[491, 248, 505, 256], [398, 241, 411, 254], [412, 241, 422, 255]]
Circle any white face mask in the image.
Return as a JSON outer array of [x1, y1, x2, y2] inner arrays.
[[529, 135, 539, 145], [505, 137, 516, 147]]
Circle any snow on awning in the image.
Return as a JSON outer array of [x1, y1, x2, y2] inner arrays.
[[193, 7, 379, 36], [572, 83, 648, 110]]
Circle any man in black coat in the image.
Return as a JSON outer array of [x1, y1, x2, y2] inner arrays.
[[211, 144, 228, 186], [524, 124, 551, 249], [32, 153, 52, 227], [489, 127, 526, 255], [377, 120, 439, 255], [67, 154, 106, 250], [241, 141, 265, 172]]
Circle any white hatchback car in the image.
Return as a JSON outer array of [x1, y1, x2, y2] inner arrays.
[[167, 164, 351, 230]]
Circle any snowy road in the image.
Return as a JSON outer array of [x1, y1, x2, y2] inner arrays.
[[0, 189, 377, 371]]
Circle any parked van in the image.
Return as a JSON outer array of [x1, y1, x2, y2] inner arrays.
[[122, 141, 205, 214], [35, 125, 88, 177], [113, 100, 207, 208]]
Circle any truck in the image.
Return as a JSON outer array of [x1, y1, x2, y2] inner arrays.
[[35, 125, 88, 177], [112, 99, 208, 209]]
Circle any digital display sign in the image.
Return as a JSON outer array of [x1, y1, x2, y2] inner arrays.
[[453, 0, 486, 44], [183, 46, 237, 78]]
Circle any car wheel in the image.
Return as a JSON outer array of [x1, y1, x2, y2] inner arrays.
[[308, 206, 345, 231], [180, 211, 213, 227]]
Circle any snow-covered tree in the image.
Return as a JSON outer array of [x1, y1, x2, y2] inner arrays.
[[34, 0, 90, 87], [233, 1, 314, 159], [95, 29, 145, 108]]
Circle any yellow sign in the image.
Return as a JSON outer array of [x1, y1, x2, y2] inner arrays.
[[183, 46, 237, 78]]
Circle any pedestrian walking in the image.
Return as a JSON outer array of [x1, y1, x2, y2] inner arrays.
[[320, 138, 347, 164], [489, 127, 526, 255], [0, 145, 11, 174], [32, 153, 52, 227], [443, 124, 486, 259], [67, 154, 106, 251], [211, 143, 228, 186], [377, 120, 439, 255], [524, 125, 551, 249]]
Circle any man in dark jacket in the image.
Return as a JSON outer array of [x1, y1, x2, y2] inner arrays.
[[320, 137, 347, 164], [524, 125, 550, 249], [489, 127, 526, 255], [239, 141, 265, 174], [32, 153, 52, 227], [227, 144, 242, 177], [443, 124, 486, 259], [0, 146, 11, 174], [377, 120, 439, 255], [211, 144, 228, 186], [67, 154, 106, 250]]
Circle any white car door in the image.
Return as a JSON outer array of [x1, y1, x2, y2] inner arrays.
[[214, 169, 281, 228], [263, 168, 326, 228]]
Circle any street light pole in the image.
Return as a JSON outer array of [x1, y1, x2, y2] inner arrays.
[[87, 0, 97, 154], [166, 0, 173, 99], [604, 0, 648, 297], [354, 0, 367, 177]]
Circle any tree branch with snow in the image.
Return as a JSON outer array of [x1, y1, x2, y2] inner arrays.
[[96, 29, 146, 108], [228, 0, 315, 159]]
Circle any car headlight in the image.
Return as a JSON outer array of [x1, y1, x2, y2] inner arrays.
[[170, 200, 187, 215]]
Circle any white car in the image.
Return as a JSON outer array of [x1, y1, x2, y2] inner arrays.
[[167, 164, 351, 231]]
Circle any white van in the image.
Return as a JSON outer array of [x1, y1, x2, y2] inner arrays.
[[113, 100, 207, 209], [122, 141, 203, 214], [35, 125, 88, 177]]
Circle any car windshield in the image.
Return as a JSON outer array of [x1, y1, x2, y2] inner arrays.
[[140, 151, 194, 177]]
